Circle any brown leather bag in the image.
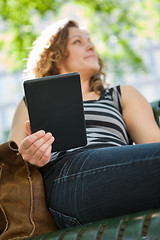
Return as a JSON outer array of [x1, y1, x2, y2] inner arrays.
[[0, 141, 58, 240]]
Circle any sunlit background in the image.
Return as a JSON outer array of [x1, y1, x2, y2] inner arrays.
[[0, 0, 160, 143]]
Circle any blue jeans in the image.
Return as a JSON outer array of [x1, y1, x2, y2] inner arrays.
[[45, 143, 160, 229]]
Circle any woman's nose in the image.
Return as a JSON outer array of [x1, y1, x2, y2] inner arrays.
[[86, 42, 94, 51]]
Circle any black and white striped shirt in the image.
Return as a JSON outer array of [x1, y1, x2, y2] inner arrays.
[[51, 86, 132, 161]]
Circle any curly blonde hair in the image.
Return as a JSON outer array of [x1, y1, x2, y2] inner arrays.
[[25, 19, 106, 93]]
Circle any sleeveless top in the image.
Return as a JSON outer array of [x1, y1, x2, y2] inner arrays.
[[50, 85, 132, 161]]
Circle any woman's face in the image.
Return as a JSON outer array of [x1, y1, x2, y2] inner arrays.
[[58, 27, 100, 81]]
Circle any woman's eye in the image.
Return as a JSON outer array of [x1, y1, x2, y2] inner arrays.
[[74, 39, 81, 44]]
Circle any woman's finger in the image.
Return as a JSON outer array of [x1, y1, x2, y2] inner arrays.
[[27, 132, 53, 155], [26, 137, 54, 167], [34, 140, 53, 167], [25, 120, 32, 136], [31, 134, 54, 161], [19, 130, 46, 152]]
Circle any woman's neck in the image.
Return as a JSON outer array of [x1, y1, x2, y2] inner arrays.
[[81, 79, 90, 97], [81, 79, 100, 102]]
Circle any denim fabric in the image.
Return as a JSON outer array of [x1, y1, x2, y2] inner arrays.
[[47, 143, 160, 229]]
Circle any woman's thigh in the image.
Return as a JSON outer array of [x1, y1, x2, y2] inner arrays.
[[49, 143, 160, 228]]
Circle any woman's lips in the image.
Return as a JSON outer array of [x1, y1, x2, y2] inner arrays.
[[84, 54, 97, 59]]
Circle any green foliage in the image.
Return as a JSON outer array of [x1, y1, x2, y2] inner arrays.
[[0, 39, 5, 50], [0, 0, 64, 71], [1, 0, 160, 76]]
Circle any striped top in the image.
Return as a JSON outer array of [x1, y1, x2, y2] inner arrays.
[[51, 85, 132, 161]]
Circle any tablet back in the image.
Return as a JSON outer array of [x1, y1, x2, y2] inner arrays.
[[23, 72, 87, 152]]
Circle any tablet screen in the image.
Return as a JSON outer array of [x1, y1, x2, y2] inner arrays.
[[23, 72, 87, 152]]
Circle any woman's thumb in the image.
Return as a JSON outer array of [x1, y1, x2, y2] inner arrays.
[[25, 120, 32, 136]]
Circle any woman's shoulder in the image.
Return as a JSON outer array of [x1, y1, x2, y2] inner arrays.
[[120, 85, 152, 118], [120, 84, 138, 93], [120, 85, 143, 106]]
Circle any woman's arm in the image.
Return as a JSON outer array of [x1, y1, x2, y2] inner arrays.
[[8, 99, 29, 146], [121, 85, 160, 144]]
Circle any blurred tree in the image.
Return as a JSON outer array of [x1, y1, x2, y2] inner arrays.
[[0, 0, 160, 76], [0, 0, 65, 70]]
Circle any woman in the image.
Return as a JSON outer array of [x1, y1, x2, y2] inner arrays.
[[9, 19, 160, 229]]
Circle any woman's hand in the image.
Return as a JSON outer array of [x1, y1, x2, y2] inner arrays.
[[19, 121, 55, 167]]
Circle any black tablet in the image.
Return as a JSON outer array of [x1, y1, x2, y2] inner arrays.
[[23, 72, 87, 152]]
